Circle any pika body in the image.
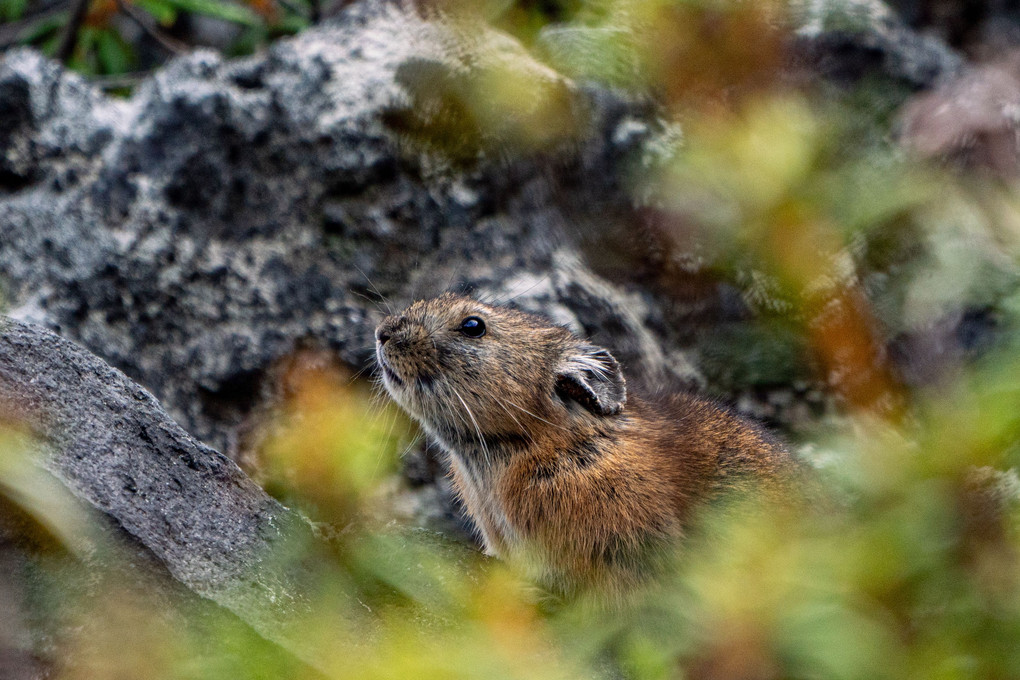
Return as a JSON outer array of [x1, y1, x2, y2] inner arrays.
[[376, 293, 798, 594]]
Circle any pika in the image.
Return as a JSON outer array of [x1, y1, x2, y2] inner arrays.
[[376, 293, 798, 595]]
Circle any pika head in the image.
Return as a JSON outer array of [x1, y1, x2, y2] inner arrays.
[[374, 293, 627, 451]]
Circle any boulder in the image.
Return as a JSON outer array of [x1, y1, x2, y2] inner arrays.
[[0, 3, 693, 464], [0, 316, 332, 672]]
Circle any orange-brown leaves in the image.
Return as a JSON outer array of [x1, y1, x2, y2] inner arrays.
[[647, 0, 790, 111], [257, 349, 411, 526]]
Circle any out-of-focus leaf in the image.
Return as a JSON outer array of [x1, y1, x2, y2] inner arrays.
[[17, 11, 67, 45], [0, 429, 96, 555], [0, 0, 28, 21], [96, 28, 136, 75], [272, 12, 309, 33], [134, 0, 179, 26], [160, 0, 262, 26], [536, 25, 642, 88], [69, 26, 102, 76], [226, 23, 267, 56]]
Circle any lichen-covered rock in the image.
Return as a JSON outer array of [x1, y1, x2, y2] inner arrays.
[[790, 0, 963, 86], [0, 3, 691, 465], [0, 316, 328, 669]]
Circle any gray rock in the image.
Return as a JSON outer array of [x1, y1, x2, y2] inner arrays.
[[0, 3, 686, 466], [791, 0, 964, 87], [0, 316, 333, 671]]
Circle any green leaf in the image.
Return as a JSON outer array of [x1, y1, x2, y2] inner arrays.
[[39, 33, 61, 56], [69, 26, 101, 76], [272, 12, 308, 33], [133, 0, 179, 26], [17, 11, 67, 45], [160, 0, 262, 26], [0, 0, 28, 22], [225, 23, 267, 56], [96, 28, 136, 75]]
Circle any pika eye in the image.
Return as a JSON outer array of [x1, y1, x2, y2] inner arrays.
[[459, 316, 486, 338]]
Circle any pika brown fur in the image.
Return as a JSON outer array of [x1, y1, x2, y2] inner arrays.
[[376, 293, 798, 595]]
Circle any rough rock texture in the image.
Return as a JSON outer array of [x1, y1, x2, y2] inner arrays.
[[0, 3, 694, 464], [791, 0, 963, 86], [888, 0, 1020, 53], [0, 316, 330, 671]]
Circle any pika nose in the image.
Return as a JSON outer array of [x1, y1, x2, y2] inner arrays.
[[376, 316, 404, 346]]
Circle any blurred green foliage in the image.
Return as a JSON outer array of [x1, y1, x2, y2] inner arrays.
[[0, 0, 29, 21], [4, 0, 1020, 678], [1, 0, 312, 79], [5, 366, 1020, 679]]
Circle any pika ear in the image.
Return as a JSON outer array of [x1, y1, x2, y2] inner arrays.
[[555, 344, 627, 416]]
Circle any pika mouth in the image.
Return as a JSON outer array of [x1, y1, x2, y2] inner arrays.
[[382, 364, 404, 387], [376, 355, 404, 387]]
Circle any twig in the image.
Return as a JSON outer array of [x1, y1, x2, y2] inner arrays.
[[54, 0, 91, 63], [114, 0, 189, 55]]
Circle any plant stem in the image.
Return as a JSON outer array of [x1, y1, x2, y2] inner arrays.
[[115, 0, 189, 55], [54, 0, 91, 63]]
